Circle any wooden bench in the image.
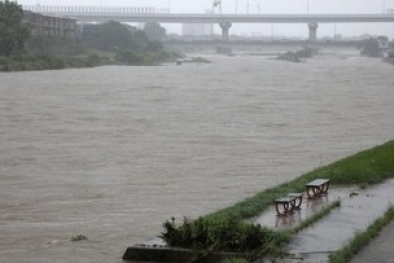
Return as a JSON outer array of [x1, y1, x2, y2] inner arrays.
[[274, 193, 303, 216], [306, 179, 330, 198]]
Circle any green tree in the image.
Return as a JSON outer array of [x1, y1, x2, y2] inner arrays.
[[145, 40, 163, 53], [0, 0, 31, 56], [81, 21, 157, 53], [82, 21, 134, 51], [143, 22, 166, 41], [360, 38, 381, 58], [129, 30, 149, 52]]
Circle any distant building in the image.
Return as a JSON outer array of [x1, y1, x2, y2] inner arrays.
[[377, 36, 390, 49], [23, 10, 77, 37]]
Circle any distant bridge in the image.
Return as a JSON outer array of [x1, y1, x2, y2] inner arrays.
[[22, 5, 394, 41]]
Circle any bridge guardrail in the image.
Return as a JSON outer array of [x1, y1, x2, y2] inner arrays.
[[22, 5, 169, 14]]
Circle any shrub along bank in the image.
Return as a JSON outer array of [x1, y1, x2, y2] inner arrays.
[[160, 139, 394, 261], [0, 49, 181, 71]]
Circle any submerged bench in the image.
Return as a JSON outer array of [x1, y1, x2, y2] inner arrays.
[[274, 193, 303, 216], [306, 179, 330, 198]]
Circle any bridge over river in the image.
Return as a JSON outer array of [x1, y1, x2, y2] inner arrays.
[[22, 5, 394, 41]]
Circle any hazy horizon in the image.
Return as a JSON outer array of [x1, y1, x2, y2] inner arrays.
[[16, 0, 394, 38]]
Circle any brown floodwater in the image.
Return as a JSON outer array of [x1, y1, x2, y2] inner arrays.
[[1, 53, 394, 262]]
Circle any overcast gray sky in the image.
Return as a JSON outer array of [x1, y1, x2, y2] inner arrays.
[[16, 0, 394, 37]]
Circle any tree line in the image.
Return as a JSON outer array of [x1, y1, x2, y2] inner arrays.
[[0, 0, 178, 71]]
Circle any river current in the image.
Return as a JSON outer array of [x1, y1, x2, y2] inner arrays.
[[1, 53, 394, 262]]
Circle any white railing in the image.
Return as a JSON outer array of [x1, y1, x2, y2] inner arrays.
[[22, 5, 170, 14]]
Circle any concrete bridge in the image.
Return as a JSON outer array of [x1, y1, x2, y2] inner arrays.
[[22, 5, 394, 42]]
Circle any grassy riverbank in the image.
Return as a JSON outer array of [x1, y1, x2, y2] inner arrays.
[[161, 140, 394, 261], [206, 139, 394, 222]]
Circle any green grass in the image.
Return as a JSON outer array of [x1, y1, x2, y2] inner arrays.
[[161, 139, 394, 261], [220, 258, 249, 263], [205, 140, 394, 222], [216, 200, 340, 263], [329, 206, 394, 263]]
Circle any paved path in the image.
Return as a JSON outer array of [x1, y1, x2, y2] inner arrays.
[[256, 179, 394, 263], [349, 219, 394, 263]]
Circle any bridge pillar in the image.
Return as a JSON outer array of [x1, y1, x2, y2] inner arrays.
[[308, 22, 318, 42], [219, 22, 232, 42]]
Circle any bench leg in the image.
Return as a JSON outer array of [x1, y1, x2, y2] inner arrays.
[[307, 187, 316, 198], [322, 182, 330, 194], [290, 196, 302, 209], [276, 202, 289, 216]]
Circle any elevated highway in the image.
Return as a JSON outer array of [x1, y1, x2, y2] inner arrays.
[[65, 13, 394, 41], [21, 5, 394, 42], [54, 13, 394, 24]]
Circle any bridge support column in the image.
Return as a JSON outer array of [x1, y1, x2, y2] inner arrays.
[[219, 22, 232, 42], [308, 22, 318, 42]]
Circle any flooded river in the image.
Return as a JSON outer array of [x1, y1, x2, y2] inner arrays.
[[1, 53, 394, 262]]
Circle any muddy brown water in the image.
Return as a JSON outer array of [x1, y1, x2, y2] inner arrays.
[[1, 54, 394, 263]]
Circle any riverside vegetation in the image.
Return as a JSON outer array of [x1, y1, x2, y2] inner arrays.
[[0, 0, 181, 72], [160, 139, 394, 262], [275, 46, 317, 63], [359, 37, 394, 66]]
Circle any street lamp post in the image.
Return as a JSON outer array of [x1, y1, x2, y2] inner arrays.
[[236, 0, 238, 14], [258, 0, 262, 14], [271, 24, 274, 41], [334, 23, 337, 38], [307, 0, 310, 14]]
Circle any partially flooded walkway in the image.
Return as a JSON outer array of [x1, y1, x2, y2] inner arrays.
[[349, 219, 394, 263], [254, 179, 394, 263]]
